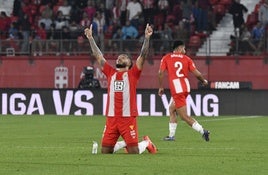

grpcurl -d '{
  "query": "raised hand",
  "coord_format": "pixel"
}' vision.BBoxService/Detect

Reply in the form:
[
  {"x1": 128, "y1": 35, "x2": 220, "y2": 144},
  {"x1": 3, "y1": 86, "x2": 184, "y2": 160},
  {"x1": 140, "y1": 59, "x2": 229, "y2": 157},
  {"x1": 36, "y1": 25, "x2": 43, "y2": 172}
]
[
  {"x1": 84, "y1": 24, "x2": 93, "y2": 39},
  {"x1": 145, "y1": 23, "x2": 153, "y2": 38}
]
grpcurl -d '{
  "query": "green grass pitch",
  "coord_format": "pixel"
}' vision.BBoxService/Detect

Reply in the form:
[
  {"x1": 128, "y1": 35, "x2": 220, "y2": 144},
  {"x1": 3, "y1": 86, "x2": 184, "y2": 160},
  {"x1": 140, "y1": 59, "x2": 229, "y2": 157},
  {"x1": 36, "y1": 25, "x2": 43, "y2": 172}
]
[{"x1": 0, "y1": 115, "x2": 267, "y2": 175}]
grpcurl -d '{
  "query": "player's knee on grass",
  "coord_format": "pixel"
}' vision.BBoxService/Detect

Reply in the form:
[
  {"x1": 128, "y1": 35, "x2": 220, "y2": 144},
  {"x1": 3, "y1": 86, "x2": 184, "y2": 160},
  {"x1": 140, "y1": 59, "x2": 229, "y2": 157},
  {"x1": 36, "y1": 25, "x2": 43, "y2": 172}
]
[
  {"x1": 101, "y1": 146, "x2": 114, "y2": 154},
  {"x1": 126, "y1": 146, "x2": 139, "y2": 154}
]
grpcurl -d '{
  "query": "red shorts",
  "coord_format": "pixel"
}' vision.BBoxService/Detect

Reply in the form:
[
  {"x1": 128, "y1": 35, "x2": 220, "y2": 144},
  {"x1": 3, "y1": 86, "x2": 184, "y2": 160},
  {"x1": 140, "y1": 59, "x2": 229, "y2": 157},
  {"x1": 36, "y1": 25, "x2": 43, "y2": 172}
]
[
  {"x1": 172, "y1": 92, "x2": 189, "y2": 108},
  {"x1": 101, "y1": 116, "x2": 139, "y2": 147}
]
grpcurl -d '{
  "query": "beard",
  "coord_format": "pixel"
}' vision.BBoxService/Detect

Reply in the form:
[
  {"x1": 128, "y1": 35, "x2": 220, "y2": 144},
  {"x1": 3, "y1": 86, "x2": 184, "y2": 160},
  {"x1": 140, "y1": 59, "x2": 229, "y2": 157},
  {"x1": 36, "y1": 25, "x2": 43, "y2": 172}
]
[{"x1": 116, "y1": 63, "x2": 127, "y2": 68}]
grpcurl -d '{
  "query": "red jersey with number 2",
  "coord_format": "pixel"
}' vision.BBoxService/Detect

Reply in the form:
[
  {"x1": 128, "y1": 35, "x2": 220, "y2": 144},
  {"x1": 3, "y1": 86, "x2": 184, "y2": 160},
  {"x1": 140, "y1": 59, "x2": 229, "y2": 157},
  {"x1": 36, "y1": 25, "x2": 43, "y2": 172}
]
[
  {"x1": 160, "y1": 53, "x2": 196, "y2": 96},
  {"x1": 102, "y1": 62, "x2": 141, "y2": 117}
]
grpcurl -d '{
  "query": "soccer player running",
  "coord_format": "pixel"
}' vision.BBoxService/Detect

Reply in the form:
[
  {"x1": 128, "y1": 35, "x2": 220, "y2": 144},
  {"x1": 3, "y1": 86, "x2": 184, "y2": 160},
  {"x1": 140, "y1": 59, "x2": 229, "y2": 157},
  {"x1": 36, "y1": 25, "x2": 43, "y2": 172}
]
[
  {"x1": 158, "y1": 40, "x2": 210, "y2": 141},
  {"x1": 84, "y1": 24, "x2": 157, "y2": 154}
]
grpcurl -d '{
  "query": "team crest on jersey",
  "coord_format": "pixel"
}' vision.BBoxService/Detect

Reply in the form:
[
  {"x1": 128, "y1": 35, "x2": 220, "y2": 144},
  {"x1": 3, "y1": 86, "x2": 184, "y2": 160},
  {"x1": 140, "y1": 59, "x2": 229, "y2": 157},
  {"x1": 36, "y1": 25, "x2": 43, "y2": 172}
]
[
  {"x1": 114, "y1": 80, "x2": 124, "y2": 91},
  {"x1": 129, "y1": 125, "x2": 136, "y2": 138},
  {"x1": 129, "y1": 125, "x2": 134, "y2": 130}
]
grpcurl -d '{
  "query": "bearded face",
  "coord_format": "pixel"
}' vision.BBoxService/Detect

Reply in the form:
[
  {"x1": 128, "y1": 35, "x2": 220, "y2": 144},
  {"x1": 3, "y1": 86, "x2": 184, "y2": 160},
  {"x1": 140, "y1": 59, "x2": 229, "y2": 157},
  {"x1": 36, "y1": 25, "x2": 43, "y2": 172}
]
[
  {"x1": 116, "y1": 54, "x2": 132, "y2": 69},
  {"x1": 116, "y1": 62, "x2": 128, "y2": 68}
]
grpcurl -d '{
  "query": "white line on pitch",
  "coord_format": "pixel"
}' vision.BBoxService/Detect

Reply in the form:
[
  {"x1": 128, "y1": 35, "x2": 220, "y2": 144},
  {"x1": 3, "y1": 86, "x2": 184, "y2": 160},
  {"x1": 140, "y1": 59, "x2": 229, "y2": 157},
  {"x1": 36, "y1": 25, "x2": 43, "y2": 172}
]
[
  {"x1": 15, "y1": 146, "x2": 65, "y2": 149},
  {"x1": 201, "y1": 115, "x2": 265, "y2": 122},
  {"x1": 158, "y1": 147, "x2": 235, "y2": 150}
]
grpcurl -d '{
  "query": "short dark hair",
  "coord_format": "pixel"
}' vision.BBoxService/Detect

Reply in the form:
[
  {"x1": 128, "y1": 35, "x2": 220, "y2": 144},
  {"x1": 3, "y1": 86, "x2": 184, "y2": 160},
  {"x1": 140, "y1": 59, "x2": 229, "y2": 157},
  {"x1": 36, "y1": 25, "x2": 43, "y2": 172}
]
[{"x1": 173, "y1": 40, "x2": 185, "y2": 50}]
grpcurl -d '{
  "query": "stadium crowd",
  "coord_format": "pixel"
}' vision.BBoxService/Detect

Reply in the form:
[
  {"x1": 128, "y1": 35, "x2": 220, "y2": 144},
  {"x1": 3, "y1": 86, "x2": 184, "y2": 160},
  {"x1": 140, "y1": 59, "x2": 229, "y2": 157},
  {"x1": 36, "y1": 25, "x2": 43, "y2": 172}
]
[{"x1": 0, "y1": 0, "x2": 266, "y2": 56}]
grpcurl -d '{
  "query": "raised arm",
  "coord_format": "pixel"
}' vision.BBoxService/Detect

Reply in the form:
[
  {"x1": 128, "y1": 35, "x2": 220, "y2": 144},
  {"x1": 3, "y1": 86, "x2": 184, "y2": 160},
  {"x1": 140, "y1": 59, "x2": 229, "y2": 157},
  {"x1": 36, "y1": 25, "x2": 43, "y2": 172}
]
[
  {"x1": 136, "y1": 23, "x2": 153, "y2": 70},
  {"x1": 84, "y1": 24, "x2": 106, "y2": 68}
]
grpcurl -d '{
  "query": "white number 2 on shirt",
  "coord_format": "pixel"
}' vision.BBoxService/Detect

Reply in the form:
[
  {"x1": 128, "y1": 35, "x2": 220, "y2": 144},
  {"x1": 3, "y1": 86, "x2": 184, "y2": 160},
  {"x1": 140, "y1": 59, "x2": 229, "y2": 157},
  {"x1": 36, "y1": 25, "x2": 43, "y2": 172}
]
[
  {"x1": 175, "y1": 61, "x2": 184, "y2": 77},
  {"x1": 173, "y1": 61, "x2": 185, "y2": 93}
]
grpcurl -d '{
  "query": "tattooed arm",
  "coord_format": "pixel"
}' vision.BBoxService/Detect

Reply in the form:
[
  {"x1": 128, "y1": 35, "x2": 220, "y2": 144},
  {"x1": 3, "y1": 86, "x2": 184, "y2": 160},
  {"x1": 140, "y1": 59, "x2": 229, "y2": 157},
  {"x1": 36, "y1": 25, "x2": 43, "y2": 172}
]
[
  {"x1": 136, "y1": 24, "x2": 153, "y2": 70},
  {"x1": 84, "y1": 24, "x2": 106, "y2": 68}
]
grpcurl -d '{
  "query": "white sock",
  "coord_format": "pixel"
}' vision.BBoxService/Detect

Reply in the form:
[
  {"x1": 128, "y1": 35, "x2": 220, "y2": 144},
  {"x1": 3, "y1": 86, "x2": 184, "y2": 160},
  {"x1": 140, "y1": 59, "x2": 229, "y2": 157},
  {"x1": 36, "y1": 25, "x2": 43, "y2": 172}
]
[
  {"x1": 138, "y1": 140, "x2": 149, "y2": 154},
  {"x1": 169, "y1": 123, "x2": 177, "y2": 137},
  {"x1": 192, "y1": 121, "x2": 204, "y2": 135},
  {"x1": 113, "y1": 140, "x2": 127, "y2": 153}
]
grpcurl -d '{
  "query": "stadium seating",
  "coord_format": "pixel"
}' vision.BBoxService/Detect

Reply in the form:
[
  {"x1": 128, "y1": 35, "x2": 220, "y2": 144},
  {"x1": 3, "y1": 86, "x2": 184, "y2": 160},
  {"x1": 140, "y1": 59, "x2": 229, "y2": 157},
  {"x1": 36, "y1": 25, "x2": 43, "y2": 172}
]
[{"x1": 187, "y1": 35, "x2": 202, "y2": 54}]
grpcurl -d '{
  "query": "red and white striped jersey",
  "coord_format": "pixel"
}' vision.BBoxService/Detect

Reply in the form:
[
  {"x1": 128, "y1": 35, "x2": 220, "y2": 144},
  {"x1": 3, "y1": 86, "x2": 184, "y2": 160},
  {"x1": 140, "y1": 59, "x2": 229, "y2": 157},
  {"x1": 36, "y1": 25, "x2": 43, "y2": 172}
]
[
  {"x1": 159, "y1": 53, "x2": 196, "y2": 95},
  {"x1": 102, "y1": 62, "x2": 141, "y2": 117}
]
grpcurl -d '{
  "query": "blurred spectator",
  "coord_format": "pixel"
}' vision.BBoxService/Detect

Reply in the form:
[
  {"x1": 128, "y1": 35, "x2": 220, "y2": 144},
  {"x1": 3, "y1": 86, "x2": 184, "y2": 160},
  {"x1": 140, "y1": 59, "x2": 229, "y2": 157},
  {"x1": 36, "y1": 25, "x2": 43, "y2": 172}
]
[
  {"x1": 61, "y1": 26, "x2": 71, "y2": 55},
  {"x1": 112, "y1": 0, "x2": 121, "y2": 25},
  {"x1": 38, "y1": 11, "x2": 53, "y2": 30},
  {"x1": 181, "y1": 0, "x2": 193, "y2": 32},
  {"x1": 69, "y1": 20, "x2": 79, "y2": 33},
  {"x1": 119, "y1": 0, "x2": 128, "y2": 26},
  {"x1": 47, "y1": 23, "x2": 60, "y2": 55},
  {"x1": 80, "y1": 11, "x2": 91, "y2": 27},
  {"x1": 12, "y1": 0, "x2": 22, "y2": 16},
  {"x1": 32, "y1": 22, "x2": 47, "y2": 56},
  {"x1": 84, "y1": 0, "x2": 96, "y2": 22},
  {"x1": 251, "y1": 21, "x2": 264, "y2": 55},
  {"x1": 122, "y1": 20, "x2": 139, "y2": 39},
  {"x1": 157, "y1": 0, "x2": 169, "y2": 21},
  {"x1": 0, "y1": 11, "x2": 11, "y2": 38},
  {"x1": 96, "y1": 2, "x2": 106, "y2": 16},
  {"x1": 5, "y1": 22, "x2": 20, "y2": 53},
  {"x1": 127, "y1": 0, "x2": 143, "y2": 30},
  {"x1": 258, "y1": 0, "x2": 268, "y2": 28},
  {"x1": 141, "y1": 0, "x2": 155, "y2": 25},
  {"x1": 207, "y1": 2, "x2": 217, "y2": 31},
  {"x1": 25, "y1": 0, "x2": 38, "y2": 25},
  {"x1": 17, "y1": 13, "x2": 31, "y2": 53},
  {"x1": 40, "y1": 4, "x2": 53, "y2": 19},
  {"x1": 112, "y1": 26, "x2": 123, "y2": 50},
  {"x1": 172, "y1": 23, "x2": 189, "y2": 40},
  {"x1": 237, "y1": 24, "x2": 256, "y2": 54},
  {"x1": 192, "y1": 1, "x2": 201, "y2": 32},
  {"x1": 58, "y1": 0, "x2": 72, "y2": 20},
  {"x1": 69, "y1": 20, "x2": 81, "y2": 53},
  {"x1": 194, "y1": 0, "x2": 210, "y2": 33},
  {"x1": 112, "y1": 27, "x2": 123, "y2": 39},
  {"x1": 122, "y1": 20, "x2": 139, "y2": 51},
  {"x1": 171, "y1": 2, "x2": 182, "y2": 25},
  {"x1": 19, "y1": 1, "x2": 33, "y2": 23},
  {"x1": 8, "y1": 22, "x2": 19, "y2": 39},
  {"x1": 54, "y1": 10, "x2": 69, "y2": 30},
  {"x1": 69, "y1": 1, "x2": 84, "y2": 24},
  {"x1": 92, "y1": 11, "x2": 106, "y2": 49},
  {"x1": 104, "y1": 0, "x2": 115, "y2": 26},
  {"x1": 229, "y1": 0, "x2": 248, "y2": 36},
  {"x1": 159, "y1": 23, "x2": 173, "y2": 52}
]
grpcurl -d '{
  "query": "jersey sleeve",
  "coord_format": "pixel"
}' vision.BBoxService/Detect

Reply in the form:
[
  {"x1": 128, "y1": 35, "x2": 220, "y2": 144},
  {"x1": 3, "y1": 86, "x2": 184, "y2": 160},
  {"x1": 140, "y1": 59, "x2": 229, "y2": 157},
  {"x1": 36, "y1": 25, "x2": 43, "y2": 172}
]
[
  {"x1": 102, "y1": 62, "x2": 114, "y2": 77},
  {"x1": 188, "y1": 57, "x2": 196, "y2": 71},
  {"x1": 131, "y1": 64, "x2": 142, "y2": 79}
]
